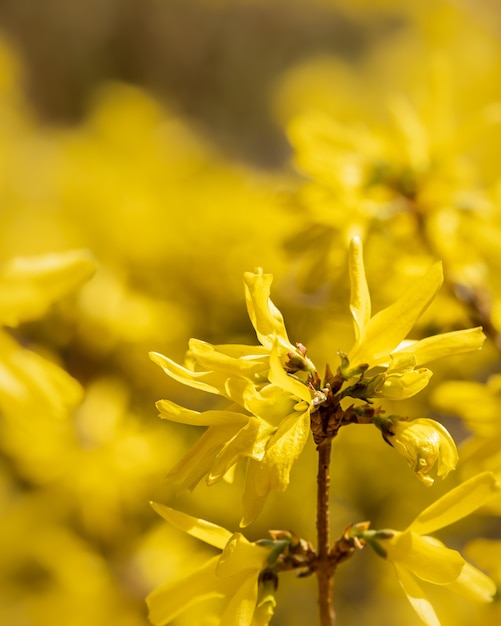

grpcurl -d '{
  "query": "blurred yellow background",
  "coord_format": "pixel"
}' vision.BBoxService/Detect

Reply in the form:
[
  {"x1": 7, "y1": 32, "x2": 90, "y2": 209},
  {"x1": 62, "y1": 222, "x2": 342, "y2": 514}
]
[{"x1": 1, "y1": 1, "x2": 501, "y2": 625}]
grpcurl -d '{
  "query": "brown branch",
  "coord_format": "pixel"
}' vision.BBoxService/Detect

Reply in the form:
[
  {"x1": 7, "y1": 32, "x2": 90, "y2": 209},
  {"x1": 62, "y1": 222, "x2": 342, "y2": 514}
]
[{"x1": 316, "y1": 440, "x2": 335, "y2": 626}]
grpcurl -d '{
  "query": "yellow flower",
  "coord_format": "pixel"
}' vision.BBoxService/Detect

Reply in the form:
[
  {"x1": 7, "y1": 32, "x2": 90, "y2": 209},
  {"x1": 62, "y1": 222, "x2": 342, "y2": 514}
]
[
  {"x1": 0, "y1": 250, "x2": 95, "y2": 421},
  {"x1": 375, "y1": 416, "x2": 458, "y2": 486},
  {"x1": 346, "y1": 236, "x2": 485, "y2": 399},
  {"x1": 146, "y1": 503, "x2": 275, "y2": 626},
  {"x1": 368, "y1": 472, "x2": 500, "y2": 626},
  {"x1": 431, "y1": 374, "x2": 501, "y2": 437},
  {"x1": 150, "y1": 272, "x2": 315, "y2": 526}
]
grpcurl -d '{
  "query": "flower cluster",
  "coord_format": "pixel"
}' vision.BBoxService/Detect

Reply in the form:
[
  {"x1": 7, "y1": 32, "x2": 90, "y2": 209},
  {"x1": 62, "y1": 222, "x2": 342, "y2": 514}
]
[
  {"x1": 151, "y1": 236, "x2": 485, "y2": 522},
  {"x1": 150, "y1": 267, "x2": 316, "y2": 527}
]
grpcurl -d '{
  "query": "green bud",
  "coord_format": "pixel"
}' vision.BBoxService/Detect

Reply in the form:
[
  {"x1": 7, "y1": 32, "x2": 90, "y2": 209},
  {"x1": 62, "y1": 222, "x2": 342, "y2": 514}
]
[{"x1": 338, "y1": 352, "x2": 369, "y2": 380}]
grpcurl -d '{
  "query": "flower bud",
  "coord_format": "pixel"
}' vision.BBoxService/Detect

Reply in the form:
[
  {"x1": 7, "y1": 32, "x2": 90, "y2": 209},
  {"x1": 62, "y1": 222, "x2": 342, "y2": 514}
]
[{"x1": 375, "y1": 417, "x2": 458, "y2": 485}]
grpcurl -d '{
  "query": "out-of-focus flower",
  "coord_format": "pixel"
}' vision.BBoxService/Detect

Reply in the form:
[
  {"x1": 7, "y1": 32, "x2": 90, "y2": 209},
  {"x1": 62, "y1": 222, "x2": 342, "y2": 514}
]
[
  {"x1": 431, "y1": 375, "x2": 501, "y2": 515},
  {"x1": 146, "y1": 503, "x2": 275, "y2": 626},
  {"x1": 360, "y1": 472, "x2": 500, "y2": 626},
  {"x1": 346, "y1": 236, "x2": 485, "y2": 399},
  {"x1": 431, "y1": 374, "x2": 501, "y2": 437},
  {"x1": 0, "y1": 250, "x2": 95, "y2": 422},
  {"x1": 150, "y1": 270, "x2": 316, "y2": 527},
  {"x1": 374, "y1": 416, "x2": 458, "y2": 486}
]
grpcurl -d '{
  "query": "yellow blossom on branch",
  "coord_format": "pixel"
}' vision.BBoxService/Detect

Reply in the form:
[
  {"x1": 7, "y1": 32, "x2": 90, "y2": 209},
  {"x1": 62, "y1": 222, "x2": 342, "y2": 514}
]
[
  {"x1": 374, "y1": 416, "x2": 458, "y2": 486},
  {"x1": 357, "y1": 472, "x2": 500, "y2": 626},
  {"x1": 346, "y1": 236, "x2": 485, "y2": 399},
  {"x1": 146, "y1": 503, "x2": 275, "y2": 626},
  {"x1": 150, "y1": 271, "x2": 316, "y2": 526}
]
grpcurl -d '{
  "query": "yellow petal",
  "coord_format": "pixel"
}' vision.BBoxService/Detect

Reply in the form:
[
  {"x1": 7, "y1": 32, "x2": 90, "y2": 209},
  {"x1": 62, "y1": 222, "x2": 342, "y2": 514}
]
[
  {"x1": 446, "y1": 561, "x2": 497, "y2": 603},
  {"x1": 188, "y1": 338, "x2": 270, "y2": 380},
  {"x1": 348, "y1": 236, "x2": 371, "y2": 343},
  {"x1": 0, "y1": 250, "x2": 95, "y2": 326},
  {"x1": 409, "y1": 472, "x2": 501, "y2": 535},
  {"x1": 166, "y1": 423, "x2": 245, "y2": 491},
  {"x1": 252, "y1": 586, "x2": 277, "y2": 626},
  {"x1": 220, "y1": 573, "x2": 259, "y2": 626},
  {"x1": 393, "y1": 564, "x2": 442, "y2": 626},
  {"x1": 217, "y1": 533, "x2": 268, "y2": 578},
  {"x1": 150, "y1": 502, "x2": 233, "y2": 549},
  {"x1": 240, "y1": 409, "x2": 310, "y2": 526},
  {"x1": 268, "y1": 342, "x2": 312, "y2": 403},
  {"x1": 236, "y1": 381, "x2": 299, "y2": 426},
  {"x1": 208, "y1": 418, "x2": 275, "y2": 483},
  {"x1": 149, "y1": 351, "x2": 227, "y2": 396},
  {"x1": 156, "y1": 399, "x2": 248, "y2": 426},
  {"x1": 240, "y1": 462, "x2": 269, "y2": 528},
  {"x1": 146, "y1": 556, "x2": 226, "y2": 626},
  {"x1": 380, "y1": 368, "x2": 433, "y2": 400},
  {"x1": 261, "y1": 409, "x2": 310, "y2": 493},
  {"x1": 243, "y1": 270, "x2": 292, "y2": 352},
  {"x1": 397, "y1": 327, "x2": 485, "y2": 366},
  {"x1": 386, "y1": 418, "x2": 458, "y2": 485},
  {"x1": 390, "y1": 532, "x2": 464, "y2": 584},
  {"x1": 348, "y1": 261, "x2": 443, "y2": 367},
  {"x1": 0, "y1": 330, "x2": 83, "y2": 419}
]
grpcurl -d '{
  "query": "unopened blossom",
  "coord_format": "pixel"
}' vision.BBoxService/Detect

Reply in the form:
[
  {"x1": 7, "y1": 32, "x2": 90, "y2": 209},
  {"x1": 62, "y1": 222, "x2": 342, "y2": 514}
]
[{"x1": 374, "y1": 416, "x2": 458, "y2": 486}]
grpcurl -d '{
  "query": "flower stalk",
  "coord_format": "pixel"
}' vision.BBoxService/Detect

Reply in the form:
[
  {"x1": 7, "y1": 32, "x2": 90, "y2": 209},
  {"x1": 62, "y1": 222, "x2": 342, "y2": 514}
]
[{"x1": 316, "y1": 439, "x2": 334, "y2": 626}]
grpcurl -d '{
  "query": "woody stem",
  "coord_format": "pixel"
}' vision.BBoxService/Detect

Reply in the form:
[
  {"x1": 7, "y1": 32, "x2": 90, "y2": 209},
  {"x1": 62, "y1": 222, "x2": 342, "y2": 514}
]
[{"x1": 316, "y1": 439, "x2": 335, "y2": 626}]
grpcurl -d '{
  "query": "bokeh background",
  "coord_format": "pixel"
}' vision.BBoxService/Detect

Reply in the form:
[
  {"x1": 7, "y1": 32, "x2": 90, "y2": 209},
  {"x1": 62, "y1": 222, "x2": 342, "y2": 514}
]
[{"x1": 2, "y1": 1, "x2": 501, "y2": 625}]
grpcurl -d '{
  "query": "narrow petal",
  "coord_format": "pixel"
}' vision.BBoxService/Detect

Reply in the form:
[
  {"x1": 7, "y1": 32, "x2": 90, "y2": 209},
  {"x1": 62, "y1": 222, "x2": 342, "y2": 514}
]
[
  {"x1": 252, "y1": 587, "x2": 277, "y2": 626},
  {"x1": 209, "y1": 418, "x2": 276, "y2": 483},
  {"x1": 268, "y1": 341, "x2": 312, "y2": 403},
  {"x1": 390, "y1": 532, "x2": 464, "y2": 584},
  {"x1": 166, "y1": 423, "x2": 245, "y2": 491},
  {"x1": 393, "y1": 564, "x2": 442, "y2": 626},
  {"x1": 409, "y1": 472, "x2": 501, "y2": 535},
  {"x1": 150, "y1": 502, "x2": 233, "y2": 549},
  {"x1": 348, "y1": 236, "x2": 371, "y2": 343},
  {"x1": 146, "y1": 556, "x2": 225, "y2": 625},
  {"x1": 348, "y1": 261, "x2": 443, "y2": 367},
  {"x1": 0, "y1": 250, "x2": 95, "y2": 327},
  {"x1": 0, "y1": 331, "x2": 83, "y2": 418},
  {"x1": 240, "y1": 409, "x2": 310, "y2": 526},
  {"x1": 237, "y1": 381, "x2": 299, "y2": 426},
  {"x1": 217, "y1": 533, "x2": 268, "y2": 577},
  {"x1": 446, "y1": 561, "x2": 497, "y2": 603},
  {"x1": 149, "y1": 351, "x2": 227, "y2": 396},
  {"x1": 262, "y1": 409, "x2": 311, "y2": 493},
  {"x1": 188, "y1": 338, "x2": 269, "y2": 379},
  {"x1": 398, "y1": 327, "x2": 485, "y2": 366},
  {"x1": 241, "y1": 461, "x2": 269, "y2": 528},
  {"x1": 380, "y1": 369, "x2": 433, "y2": 400},
  {"x1": 220, "y1": 573, "x2": 259, "y2": 626},
  {"x1": 156, "y1": 399, "x2": 248, "y2": 426},
  {"x1": 243, "y1": 270, "x2": 292, "y2": 352}
]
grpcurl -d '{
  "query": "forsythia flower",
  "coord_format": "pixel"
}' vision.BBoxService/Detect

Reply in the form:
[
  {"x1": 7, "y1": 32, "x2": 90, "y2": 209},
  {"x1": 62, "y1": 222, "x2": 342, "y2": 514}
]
[
  {"x1": 347, "y1": 237, "x2": 485, "y2": 400},
  {"x1": 374, "y1": 416, "x2": 458, "y2": 486},
  {"x1": 370, "y1": 472, "x2": 500, "y2": 626},
  {"x1": 0, "y1": 250, "x2": 95, "y2": 420},
  {"x1": 146, "y1": 503, "x2": 276, "y2": 626},
  {"x1": 150, "y1": 270, "x2": 315, "y2": 526},
  {"x1": 431, "y1": 374, "x2": 501, "y2": 437}
]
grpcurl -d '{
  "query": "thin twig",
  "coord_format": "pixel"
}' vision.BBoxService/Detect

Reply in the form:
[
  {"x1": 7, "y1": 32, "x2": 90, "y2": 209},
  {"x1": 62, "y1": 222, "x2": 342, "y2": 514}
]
[{"x1": 316, "y1": 440, "x2": 334, "y2": 626}]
